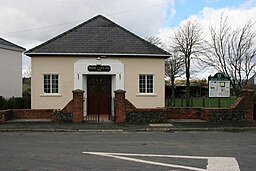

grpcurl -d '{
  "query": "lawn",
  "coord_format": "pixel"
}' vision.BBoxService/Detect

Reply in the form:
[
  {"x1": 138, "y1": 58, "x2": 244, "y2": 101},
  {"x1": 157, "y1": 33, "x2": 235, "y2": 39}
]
[{"x1": 165, "y1": 97, "x2": 237, "y2": 108}]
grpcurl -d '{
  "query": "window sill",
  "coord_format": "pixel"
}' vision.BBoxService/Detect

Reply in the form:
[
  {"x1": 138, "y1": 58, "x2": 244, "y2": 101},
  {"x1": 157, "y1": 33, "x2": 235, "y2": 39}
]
[
  {"x1": 136, "y1": 93, "x2": 157, "y2": 97},
  {"x1": 40, "y1": 93, "x2": 62, "y2": 97}
]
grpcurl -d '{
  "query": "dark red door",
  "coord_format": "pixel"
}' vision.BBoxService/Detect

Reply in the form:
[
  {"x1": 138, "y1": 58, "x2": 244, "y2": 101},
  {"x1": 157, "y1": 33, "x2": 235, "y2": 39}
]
[{"x1": 87, "y1": 75, "x2": 111, "y2": 116}]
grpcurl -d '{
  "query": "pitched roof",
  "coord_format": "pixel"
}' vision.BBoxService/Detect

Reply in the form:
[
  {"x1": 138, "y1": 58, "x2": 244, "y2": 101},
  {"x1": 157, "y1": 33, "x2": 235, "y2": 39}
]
[
  {"x1": 0, "y1": 38, "x2": 25, "y2": 52},
  {"x1": 25, "y1": 15, "x2": 169, "y2": 57}
]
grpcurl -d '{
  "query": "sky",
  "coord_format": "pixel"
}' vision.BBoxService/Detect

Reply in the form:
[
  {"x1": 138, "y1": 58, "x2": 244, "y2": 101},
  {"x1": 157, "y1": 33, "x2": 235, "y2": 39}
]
[{"x1": 0, "y1": 0, "x2": 255, "y2": 78}]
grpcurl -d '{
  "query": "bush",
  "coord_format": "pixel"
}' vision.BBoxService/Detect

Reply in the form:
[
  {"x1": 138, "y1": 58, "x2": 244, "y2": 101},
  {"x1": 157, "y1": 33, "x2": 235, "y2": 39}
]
[
  {"x1": 0, "y1": 96, "x2": 31, "y2": 110},
  {"x1": 53, "y1": 111, "x2": 72, "y2": 123}
]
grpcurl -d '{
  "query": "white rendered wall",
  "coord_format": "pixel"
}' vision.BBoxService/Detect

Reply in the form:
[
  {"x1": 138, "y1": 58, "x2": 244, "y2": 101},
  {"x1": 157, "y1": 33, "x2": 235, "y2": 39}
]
[{"x1": 0, "y1": 48, "x2": 22, "y2": 98}]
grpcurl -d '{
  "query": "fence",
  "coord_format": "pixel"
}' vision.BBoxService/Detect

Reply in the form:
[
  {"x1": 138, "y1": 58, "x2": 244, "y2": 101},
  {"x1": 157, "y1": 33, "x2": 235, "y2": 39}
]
[
  {"x1": 0, "y1": 96, "x2": 31, "y2": 110},
  {"x1": 165, "y1": 96, "x2": 236, "y2": 108}
]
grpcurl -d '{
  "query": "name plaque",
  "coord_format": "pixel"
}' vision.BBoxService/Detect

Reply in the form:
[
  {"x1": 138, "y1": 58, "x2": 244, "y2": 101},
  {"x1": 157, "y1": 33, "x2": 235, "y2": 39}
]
[{"x1": 88, "y1": 65, "x2": 111, "y2": 72}]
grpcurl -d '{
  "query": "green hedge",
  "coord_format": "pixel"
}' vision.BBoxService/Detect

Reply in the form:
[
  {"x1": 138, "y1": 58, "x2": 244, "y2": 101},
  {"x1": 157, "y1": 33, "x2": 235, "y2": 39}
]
[{"x1": 0, "y1": 97, "x2": 31, "y2": 110}]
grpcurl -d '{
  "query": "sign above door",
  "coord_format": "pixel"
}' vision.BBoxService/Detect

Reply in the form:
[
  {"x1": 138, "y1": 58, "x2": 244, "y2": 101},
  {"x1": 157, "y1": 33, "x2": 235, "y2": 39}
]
[{"x1": 88, "y1": 65, "x2": 111, "y2": 72}]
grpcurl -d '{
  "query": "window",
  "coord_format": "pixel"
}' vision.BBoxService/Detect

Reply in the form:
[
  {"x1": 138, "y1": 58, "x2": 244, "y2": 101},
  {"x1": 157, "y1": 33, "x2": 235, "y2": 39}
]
[
  {"x1": 139, "y1": 74, "x2": 153, "y2": 93},
  {"x1": 44, "y1": 74, "x2": 59, "y2": 93}
]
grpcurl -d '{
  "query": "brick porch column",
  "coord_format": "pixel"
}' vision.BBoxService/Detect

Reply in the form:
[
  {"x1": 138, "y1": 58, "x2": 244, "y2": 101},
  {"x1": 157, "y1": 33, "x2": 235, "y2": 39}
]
[
  {"x1": 72, "y1": 89, "x2": 84, "y2": 123},
  {"x1": 240, "y1": 89, "x2": 254, "y2": 122},
  {"x1": 114, "y1": 89, "x2": 126, "y2": 123}
]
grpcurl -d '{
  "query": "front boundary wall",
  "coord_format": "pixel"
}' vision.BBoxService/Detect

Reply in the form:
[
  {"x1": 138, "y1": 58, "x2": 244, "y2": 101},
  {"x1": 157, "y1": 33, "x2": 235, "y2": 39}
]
[
  {"x1": 0, "y1": 109, "x2": 54, "y2": 123},
  {"x1": 114, "y1": 89, "x2": 254, "y2": 123},
  {"x1": 1, "y1": 89, "x2": 254, "y2": 123}
]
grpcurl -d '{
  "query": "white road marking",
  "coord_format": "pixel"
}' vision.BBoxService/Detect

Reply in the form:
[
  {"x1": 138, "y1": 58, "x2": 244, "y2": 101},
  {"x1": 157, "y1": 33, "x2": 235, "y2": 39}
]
[{"x1": 83, "y1": 152, "x2": 240, "y2": 171}]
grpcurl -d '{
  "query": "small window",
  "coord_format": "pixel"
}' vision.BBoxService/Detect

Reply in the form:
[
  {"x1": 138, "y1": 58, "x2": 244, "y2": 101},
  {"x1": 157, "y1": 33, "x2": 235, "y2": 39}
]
[
  {"x1": 139, "y1": 74, "x2": 153, "y2": 93},
  {"x1": 43, "y1": 74, "x2": 59, "y2": 94}
]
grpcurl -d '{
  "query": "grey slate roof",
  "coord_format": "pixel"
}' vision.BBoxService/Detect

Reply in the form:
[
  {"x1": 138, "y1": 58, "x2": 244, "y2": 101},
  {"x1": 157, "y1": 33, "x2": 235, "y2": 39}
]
[
  {"x1": 25, "y1": 15, "x2": 169, "y2": 57},
  {"x1": 0, "y1": 38, "x2": 25, "y2": 52}
]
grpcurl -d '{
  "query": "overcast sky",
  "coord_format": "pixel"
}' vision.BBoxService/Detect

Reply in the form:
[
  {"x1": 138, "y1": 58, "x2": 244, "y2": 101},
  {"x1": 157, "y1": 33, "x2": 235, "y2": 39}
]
[{"x1": 0, "y1": 0, "x2": 255, "y2": 78}]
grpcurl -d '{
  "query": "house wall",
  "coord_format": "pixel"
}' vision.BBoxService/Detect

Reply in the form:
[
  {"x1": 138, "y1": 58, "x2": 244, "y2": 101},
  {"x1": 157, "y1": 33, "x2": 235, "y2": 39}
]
[
  {"x1": 120, "y1": 57, "x2": 165, "y2": 108},
  {"x1": 0, "y1": 48, "x2": 22, "y2": 98},
  {"x1": 31, "y1": 57, "x2": 76, "y2": 109},
  {"x1": 31, "y1": 56, "x2": 165, "y2": 109}
]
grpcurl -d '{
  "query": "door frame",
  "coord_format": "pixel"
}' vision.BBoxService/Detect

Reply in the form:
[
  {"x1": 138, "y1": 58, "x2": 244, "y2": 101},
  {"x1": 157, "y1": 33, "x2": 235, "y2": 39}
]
[
  {"x1": 74, "y1": 58, "x2": 124, "y2": 117},
  {"x1": 86, "y1": 75, "x2": 112, "y2": 116}
]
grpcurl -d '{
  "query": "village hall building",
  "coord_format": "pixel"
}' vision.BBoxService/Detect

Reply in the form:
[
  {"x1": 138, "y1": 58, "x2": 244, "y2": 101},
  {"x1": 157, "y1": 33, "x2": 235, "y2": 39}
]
[{"x1": 25, "y1": 15, "x2": 170, "y2": 119}]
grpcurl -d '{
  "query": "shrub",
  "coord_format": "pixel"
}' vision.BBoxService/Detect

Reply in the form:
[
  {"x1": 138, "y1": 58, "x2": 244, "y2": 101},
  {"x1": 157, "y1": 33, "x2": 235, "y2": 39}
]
[
  {"x1": 0, "y1": 96, "x2": 30, "y2": 110},
  {"x1": 53, "y1": 111, "x2": 72, "y2": 123}
]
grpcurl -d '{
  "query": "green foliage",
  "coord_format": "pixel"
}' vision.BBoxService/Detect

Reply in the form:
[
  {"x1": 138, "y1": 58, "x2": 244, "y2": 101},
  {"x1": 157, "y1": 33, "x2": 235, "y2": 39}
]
[
  {"x1": 53, "y1": 111, "x2": 72, "y2": 123},
  {"x1": 166, "y1": 97, "x2": 236, "y2": 108},
  {"x1": 22, "y1": 77, "x2": 31, "y2": 97},
  {"x1": 0, "y1": 97, "x2": 31, "y2": 110}
]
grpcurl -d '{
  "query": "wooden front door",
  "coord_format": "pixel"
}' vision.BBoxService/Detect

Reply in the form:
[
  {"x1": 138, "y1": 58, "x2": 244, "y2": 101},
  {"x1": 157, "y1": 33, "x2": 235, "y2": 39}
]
[{"x1": 87, "y1": 75, "x2": 112, "y2": 116}]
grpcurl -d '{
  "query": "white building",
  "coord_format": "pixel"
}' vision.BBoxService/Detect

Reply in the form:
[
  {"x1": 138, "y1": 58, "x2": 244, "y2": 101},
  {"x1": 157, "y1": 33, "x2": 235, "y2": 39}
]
[
  {"x1": 25, "y1": 15, "x2": 170, "y2": 120},
  {"x1": 0, "y1": 38, "x2": 25, "y2": 98}
]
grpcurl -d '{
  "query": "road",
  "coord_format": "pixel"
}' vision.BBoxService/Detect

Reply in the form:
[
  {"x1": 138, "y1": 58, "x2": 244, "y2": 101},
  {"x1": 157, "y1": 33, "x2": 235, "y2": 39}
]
[{"x1": 0, "y1": 131, "x2": 255, "y2": 171}]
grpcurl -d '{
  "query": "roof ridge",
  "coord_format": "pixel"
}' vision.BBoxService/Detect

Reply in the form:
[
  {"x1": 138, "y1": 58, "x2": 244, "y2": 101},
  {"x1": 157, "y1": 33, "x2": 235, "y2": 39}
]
[
  {"x1": 25, "y1": 14, "x2": 169, "y2": 56},
  {"x1": 98, "y1": 15, "x2": 170, "y2": 56}
]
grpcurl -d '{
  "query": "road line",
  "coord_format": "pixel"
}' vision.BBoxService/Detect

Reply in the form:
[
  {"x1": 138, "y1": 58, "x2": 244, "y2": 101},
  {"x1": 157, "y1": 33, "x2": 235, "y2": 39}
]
[
  {"x1": 83, "y1": 152, "x2": 206, "y2": 171},
  {"x1": 82, "y1": 152, "x2": 240, "y2": 171}
]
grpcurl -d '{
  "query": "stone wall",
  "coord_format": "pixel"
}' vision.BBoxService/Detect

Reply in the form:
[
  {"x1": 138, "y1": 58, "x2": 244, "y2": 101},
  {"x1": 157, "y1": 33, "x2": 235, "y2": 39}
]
[
  {"x1": 114, "y1": 89, "x2": 254, "y2": 123},
  {"x1": 126, "y1": 109, "x2": 165, "y2": 124},
  {"x1": 0, "y1": 110, "x2": 13, "y2": 122}
]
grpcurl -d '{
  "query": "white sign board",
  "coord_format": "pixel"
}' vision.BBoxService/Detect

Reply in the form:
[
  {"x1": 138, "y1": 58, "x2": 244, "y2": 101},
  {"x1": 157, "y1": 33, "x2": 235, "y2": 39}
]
[{"x1": 209, "y1": 80, "x2": 230, "y2": 98}]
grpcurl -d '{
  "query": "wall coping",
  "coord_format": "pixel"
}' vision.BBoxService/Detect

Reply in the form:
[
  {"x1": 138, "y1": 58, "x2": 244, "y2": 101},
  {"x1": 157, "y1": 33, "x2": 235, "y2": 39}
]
[{"x1": 114, "y1": 89, "x2": 126, "y2": 94}]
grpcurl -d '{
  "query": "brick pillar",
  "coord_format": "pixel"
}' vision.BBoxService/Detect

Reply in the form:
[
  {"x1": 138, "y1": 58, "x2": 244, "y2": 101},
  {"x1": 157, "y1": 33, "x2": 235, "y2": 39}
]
[
  {"x1": 72, "y1": 89, "x2": 84, "y2": 123},
  {"x1": 114, "y1": 89, "x2": 126, "y2": 123},
  {"x1": 240, "y1": 89, "x2": 254, "y2": 122}
]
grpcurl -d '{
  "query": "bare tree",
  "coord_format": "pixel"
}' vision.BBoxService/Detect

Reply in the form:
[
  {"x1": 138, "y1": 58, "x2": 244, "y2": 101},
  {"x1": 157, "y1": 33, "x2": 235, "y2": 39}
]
[
  {"x1": 147, "y1": 36, "x2": 164, "y2": 48},
  {"x1": 172, "y1": 20, "x2": 204, "y2": 106},
  {"x1": 165, "y1": 52, "x2": 184, "y2": 105},
  {"x1": 147, "y1": 36, "x2": 184, "y2": 105},
  {"x1": 206, "y1": 15, "x2": 256, "y2": 96}
]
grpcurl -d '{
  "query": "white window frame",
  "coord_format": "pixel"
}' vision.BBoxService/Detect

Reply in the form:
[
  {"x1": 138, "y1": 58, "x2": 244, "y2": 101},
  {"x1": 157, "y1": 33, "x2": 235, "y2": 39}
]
[
  {"x1": 43, "y1": 74, "x2": 59, "y2": 94},
  {"x1": 138, "y1": 74, "x2": 154, "y2": 94}
]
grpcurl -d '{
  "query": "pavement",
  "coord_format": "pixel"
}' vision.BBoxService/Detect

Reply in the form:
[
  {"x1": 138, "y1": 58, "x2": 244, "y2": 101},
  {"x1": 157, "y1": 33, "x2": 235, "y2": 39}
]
[{"x1": 0, "y1": 119, "x2": 256, "y2": 132}]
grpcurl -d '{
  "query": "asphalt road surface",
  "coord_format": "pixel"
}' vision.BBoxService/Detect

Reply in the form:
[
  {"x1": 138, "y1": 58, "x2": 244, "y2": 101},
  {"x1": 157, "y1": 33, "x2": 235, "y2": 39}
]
[{"x1": 0, "y1": 131, "x2": 255, "y2": 171}]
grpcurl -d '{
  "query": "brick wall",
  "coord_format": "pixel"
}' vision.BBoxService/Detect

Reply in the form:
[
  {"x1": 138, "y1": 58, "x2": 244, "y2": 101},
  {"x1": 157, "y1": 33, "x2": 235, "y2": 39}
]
[
  {"x1": 0, "y1": 109, "x2": 54, "y2": 123},
  {"x1": 12, "y1": 109, "x2": 54, "y2": 119},
  {"x1": 114, "y1": 89, "x2": 254, "y2": 123},
  {"x1": 114, "y1": 90, "x2": 127, "y2": 122},
  {"x1": 61, "y1": 89, "x2": 84, "y2": 123},
  {"x1": 166, "y1": 107, "x2": 201, "y2": 119}
]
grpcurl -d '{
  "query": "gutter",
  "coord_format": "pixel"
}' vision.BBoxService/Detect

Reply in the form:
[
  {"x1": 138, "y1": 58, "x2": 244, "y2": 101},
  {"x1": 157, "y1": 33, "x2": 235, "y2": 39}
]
[{"x1": 25, "y1": 52, "x2": 170, "y2": 58}]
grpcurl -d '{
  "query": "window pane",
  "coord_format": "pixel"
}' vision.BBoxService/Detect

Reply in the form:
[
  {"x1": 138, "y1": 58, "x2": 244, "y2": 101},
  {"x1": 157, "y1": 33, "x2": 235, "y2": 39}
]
[
  {"x1": 147, "y1": 75, "x2": 153, "y2": 93},
  {"x1": 139, "y1": 75, "x2": 146, "y2": 93},
  {"x1": 44, "y1": 75, "x2": 51, "y2": 93},
  {"x1": 51, "y1": 74, "x2": 59, "y2": 93},
  {"x1": 43, "y1": 74, "x2": 59, "y2": 93}
]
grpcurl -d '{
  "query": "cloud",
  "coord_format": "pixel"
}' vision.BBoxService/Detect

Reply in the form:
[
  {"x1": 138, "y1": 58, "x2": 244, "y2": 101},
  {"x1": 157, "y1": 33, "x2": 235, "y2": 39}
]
[
  {"x1": 159, "y1": 2, "x2": 256, "y2": 43},
  {"x1": 158, "y1": 4, "x2": 256, "y2": 79},
  {"x1": 0, "y1": 0, "x2": 171, "y2": 49}
]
